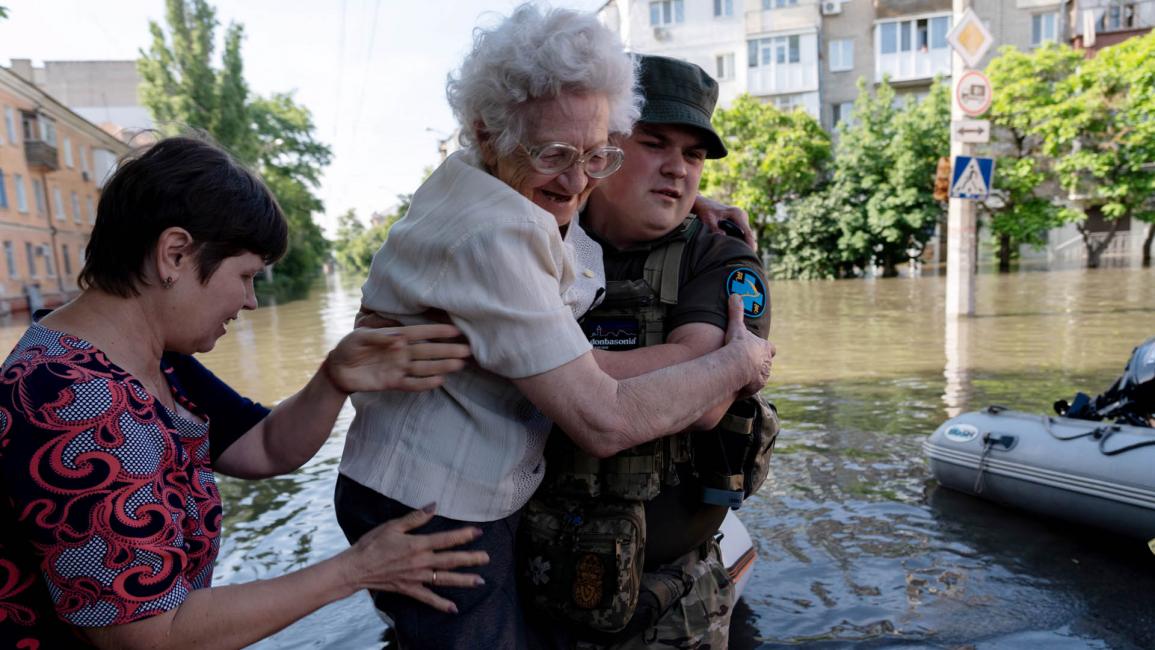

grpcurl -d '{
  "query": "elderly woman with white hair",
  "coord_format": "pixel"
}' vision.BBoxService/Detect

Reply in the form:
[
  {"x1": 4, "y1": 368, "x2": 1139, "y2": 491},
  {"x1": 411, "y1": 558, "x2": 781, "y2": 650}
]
[{"x1": 335, "y1": 5, "x2": 774, "y2": 647}]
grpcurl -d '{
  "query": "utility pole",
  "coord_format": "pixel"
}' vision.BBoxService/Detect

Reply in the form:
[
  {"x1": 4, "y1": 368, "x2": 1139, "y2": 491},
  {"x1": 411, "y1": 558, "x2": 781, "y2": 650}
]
[{"x1": 945, "y1": 0, "x2": 977, "y2": 318}]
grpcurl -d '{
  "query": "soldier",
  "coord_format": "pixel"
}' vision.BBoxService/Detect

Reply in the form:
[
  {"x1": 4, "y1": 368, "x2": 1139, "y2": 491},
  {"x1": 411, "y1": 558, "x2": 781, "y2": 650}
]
[{"x1": 521, "y1": 55, "x2": 776, "y2": 649}]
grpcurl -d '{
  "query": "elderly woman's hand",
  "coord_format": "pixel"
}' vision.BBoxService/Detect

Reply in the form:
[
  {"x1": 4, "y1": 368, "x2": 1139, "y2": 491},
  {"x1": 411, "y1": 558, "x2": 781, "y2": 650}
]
[
  {"x1": 323, "y1": 324, "x2": 471, "y2": 393},
  {"x1": 694, "y1": 194, "x2": 758, "y2": 251},
  {"x1": 339, "y1": 507, "x2": 490, "y2": 614}
]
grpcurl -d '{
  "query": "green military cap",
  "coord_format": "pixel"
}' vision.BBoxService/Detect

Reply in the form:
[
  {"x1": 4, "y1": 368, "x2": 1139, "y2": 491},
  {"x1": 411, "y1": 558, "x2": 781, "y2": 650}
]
[{"x1": 635, "y1": 54, "x2": 727, "y2": 159}]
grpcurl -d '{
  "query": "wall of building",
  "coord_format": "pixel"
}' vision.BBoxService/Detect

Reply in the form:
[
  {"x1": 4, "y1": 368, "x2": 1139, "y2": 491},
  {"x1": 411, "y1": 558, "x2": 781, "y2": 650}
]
[
  {"x1": 8, "y1": 59, "x2": 153, "y2": 141},
  {"x1": 0, "y1": 68, "x2": 128, "y2": 315}
]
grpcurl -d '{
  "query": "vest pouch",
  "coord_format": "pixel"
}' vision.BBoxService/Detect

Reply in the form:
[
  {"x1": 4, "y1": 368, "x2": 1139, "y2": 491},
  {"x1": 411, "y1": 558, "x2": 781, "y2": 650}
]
[
  {"x1": 600, "y1": 440, "x2": 663, "y2": 500},
  {"x1": 742, "y1": 396, "x2": 780, "y2": 498},
  {"x1": 519, "y1": 495, "x2": 646, "y2": 634},
  {"x1": 542, "y1": 428, "x2": 603, "y2": 498},
  {"x1": 693, "y1": 399, "x2": 758, "y2": 508}
]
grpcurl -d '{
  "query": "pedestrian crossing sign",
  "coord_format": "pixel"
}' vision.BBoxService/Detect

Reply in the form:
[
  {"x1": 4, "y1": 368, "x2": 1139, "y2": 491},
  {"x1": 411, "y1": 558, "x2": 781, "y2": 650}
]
[{"x1": 949, "y1": 155, "x2": 995, "y2": 200}]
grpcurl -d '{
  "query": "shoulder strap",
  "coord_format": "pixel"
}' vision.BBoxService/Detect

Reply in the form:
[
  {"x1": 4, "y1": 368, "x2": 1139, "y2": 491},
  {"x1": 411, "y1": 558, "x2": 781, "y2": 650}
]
[{"x1": 642, "y1": 217, "x2": 699, "y2": 306}]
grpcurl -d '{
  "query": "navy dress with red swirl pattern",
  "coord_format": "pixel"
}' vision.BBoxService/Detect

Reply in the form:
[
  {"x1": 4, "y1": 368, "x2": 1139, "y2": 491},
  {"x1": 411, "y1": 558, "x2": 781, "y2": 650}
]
[{"x1": 0, "y1": 323, "x2": 268, "y2": 648}]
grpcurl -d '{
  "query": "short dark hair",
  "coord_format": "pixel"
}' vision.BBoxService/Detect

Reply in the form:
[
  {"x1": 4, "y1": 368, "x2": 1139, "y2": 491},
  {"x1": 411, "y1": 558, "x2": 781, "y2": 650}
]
[{"x1": 79, "y1": 135, "x2": 288, "y2": 297}]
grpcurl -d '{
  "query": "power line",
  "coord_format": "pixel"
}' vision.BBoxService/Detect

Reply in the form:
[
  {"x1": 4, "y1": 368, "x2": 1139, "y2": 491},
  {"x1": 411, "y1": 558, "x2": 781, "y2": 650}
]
[{"x1": 349, "y1": 0, "x2": 382, "y2": 143}]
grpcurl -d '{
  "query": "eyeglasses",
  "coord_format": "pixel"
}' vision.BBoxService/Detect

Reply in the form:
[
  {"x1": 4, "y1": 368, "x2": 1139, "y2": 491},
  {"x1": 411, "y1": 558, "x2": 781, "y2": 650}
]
[{"x1": 519, "y1": 142, "x2": 625, "y2": 179}]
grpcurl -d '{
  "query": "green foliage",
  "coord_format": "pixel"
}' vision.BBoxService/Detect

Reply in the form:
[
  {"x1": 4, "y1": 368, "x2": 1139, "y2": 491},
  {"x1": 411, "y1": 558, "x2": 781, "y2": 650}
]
[
  {"x1": 770, "y1": 187, "x2": 850, "y2": 280},
  {"x1": 984, "y1": 44, "x2": 1084, "y2": 269},
  {"x1": 138, "y1": 0, "x2": 333, "y2": 301},
  {"x1": 1031, "y1": 34, "x2": 1155, "y2": 266},
  {"x1": 332, "y1": 199, "x2": 409, "y2": 277},
  {"x1": 0, "y1": 6, "x2": 8, "y2": 19},
  {"x1": 701, "y1": 95, "x2": 831, "y2": 251},
  {"x1": 811, "y1": 78, "x2": 950, "y2": 277}
]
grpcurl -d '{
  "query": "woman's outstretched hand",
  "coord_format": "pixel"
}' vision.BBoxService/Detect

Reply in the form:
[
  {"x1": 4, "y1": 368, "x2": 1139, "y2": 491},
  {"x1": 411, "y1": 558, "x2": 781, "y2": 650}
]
[
  {"x1": 323, "y1": 324, "x2": 471, "y2": 393},
  {"x1": 339, "y1": 507, "x2": 490, "y2": 614}
]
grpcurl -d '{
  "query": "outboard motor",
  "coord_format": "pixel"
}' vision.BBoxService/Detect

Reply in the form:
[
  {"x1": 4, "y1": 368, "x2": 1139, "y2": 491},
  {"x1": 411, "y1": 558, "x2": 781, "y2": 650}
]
[{"x1": 1055, "y1": 336, "x2": 1155, "y2": 428}]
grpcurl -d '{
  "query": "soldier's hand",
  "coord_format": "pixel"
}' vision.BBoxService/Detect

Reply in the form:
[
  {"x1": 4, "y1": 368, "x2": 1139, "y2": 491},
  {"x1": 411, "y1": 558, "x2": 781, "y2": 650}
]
[{"x1": 723, "y1": 295, "x2": 775, "y2": 397}]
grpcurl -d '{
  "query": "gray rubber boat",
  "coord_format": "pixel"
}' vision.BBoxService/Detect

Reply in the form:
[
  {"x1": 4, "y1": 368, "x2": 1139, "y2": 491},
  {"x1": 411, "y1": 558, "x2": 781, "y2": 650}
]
[{"x1": 924, "y1": 406, "x2": 1155, "y2": 540}]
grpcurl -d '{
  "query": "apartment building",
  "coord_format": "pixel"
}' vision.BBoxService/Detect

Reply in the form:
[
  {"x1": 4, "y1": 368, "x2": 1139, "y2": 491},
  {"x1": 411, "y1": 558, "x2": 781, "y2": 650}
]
[
  {"x1": 0, "y1": 66, "x2": 128, "y2": 315},
  {"x1": 599, "y1": 0, "x2": 1147, "y2": 131},
  {"x1": 8, "y1": 59, "x2": 153, "y2": 143}
]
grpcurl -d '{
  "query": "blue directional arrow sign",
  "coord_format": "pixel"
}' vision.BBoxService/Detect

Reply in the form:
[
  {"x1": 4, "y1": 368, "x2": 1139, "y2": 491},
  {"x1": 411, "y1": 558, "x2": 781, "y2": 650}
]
[{"x1": 949, "y1": 155, "x2": 995, "y2": 200}]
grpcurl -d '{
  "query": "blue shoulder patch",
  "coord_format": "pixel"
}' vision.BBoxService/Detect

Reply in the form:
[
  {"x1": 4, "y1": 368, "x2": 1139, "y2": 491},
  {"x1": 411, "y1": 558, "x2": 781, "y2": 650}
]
[{"x1": 726, "y1": 267, "x2": 766, "y2": 318}]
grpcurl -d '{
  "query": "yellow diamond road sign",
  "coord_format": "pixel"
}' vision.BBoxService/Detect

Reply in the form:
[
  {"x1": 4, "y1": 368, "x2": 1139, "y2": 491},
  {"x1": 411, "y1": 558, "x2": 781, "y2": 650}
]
[{"x1": 947, "y1": 8, "x2": 994, "y2": 68}]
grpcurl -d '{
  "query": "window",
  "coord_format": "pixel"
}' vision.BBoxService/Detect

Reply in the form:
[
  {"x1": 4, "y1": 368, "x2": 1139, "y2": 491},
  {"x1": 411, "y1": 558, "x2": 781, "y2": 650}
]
[
  {"x1": 63, "y1": 136, "x2": 74, "y2": 168},
  {"x1": 772, "y1": 93, "x2": 806, "y2": 112},
  {"x1": 3, "y1": 107, "x2": 14, "y2": 145},
  {"x1": 32, "y1": 179, "x2": 45, "y2": 214},
  {"x1": 880, "y1": 22, "x2": 898, "y2": 54},
  {"x1": 714, "y1": 0, "x2": 733, "y2": 17},
  {"x1": 1100, "y1": 3, "x2": 1137, "y2": 31},
  {"x1": 832, "y1": 101, "x2": 854, "y2": 126},
  {"x1": 86, "y1": 196, "x2": 96, "y2": 224},
  {"x1": 38, "y1": 118, "x2": 56, "y2": 146},
  {"x1": 749, "y1": 35, "x2": 803, "y2": 68},
  {"x1": 878, "y1": 17, "x2": 951, "y2": 57},
  {"x1": 763, "y1": 0, "x2": 798, "y2": 8},
  {"x1": 3, "y1": 242, "x2": 14, "y2": 278},
  {"x1": 715, "y1": 53, "x2": 735, "y2": 80},
  {"x1": 14, "y1": 175, "x2": 27, "y2": 213},
  {"x1": 71, "y1": 191, "x2": 81, "y2": 223},
  {"x1": 53, "y1": 187, "x2": 64, "y2": 221},
  {"x1": 43, "y1": 246, "x2": 54, "y2": 277},
  {"x1": 80, "y1": 144, "x2": 90, "y2": 176},
  {"x1": 931, "y1": 16, "x2": 949, "y2": 49},
  {"x1": 829, "y1": 38, "x2": 854, "y2": 71},
  {"x1": 1032, "y1": 13, "x2": 1057, "y2": 45},
  {"x1": 0, "y1": 170, "x2": 7, "y2": 209},
  {"x1": 62, "y1": 244, "x2": 71, "y2": 276},
  {"x1": 25, "y1": 242, "x2": 36, "y2": 277},
  {"x1": 650, "y1": 0, "x2": 684, "y2": 26}
]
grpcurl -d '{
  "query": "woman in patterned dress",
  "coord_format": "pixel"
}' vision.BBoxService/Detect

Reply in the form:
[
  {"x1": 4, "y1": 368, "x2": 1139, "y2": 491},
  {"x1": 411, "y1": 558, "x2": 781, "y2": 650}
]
[{"x1": 0, "y1": 136, "x2": 487, "y2": 649}]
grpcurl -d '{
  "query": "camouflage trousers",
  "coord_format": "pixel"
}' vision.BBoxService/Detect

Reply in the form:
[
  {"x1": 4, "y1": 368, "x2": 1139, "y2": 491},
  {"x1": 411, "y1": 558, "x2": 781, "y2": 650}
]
[{"x1": 576, "y1": 542, "x2": 736, "y2": 650}]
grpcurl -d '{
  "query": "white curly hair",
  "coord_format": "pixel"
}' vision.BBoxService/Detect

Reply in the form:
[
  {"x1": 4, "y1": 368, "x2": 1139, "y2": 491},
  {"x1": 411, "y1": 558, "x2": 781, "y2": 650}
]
[{"x1": 446, "y1": 3, "x2": 642, "y2": 157}]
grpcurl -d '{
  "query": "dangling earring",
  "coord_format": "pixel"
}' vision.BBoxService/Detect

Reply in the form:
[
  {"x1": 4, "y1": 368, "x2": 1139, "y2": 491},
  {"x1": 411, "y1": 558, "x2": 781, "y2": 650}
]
[{"x1": 162, "y1": 276, "x2": 175, "y2": 289}]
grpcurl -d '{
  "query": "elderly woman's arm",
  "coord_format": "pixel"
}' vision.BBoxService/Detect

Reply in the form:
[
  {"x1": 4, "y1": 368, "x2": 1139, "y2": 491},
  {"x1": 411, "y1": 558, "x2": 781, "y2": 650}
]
[
  {"x1": 214, "y1": 323, "x2": 469, "y2": 479},
  {"x1": 514, "y1": 296, "x2": 772, "y2": 458},
  {"x1": 81, "y1": 509, "x2": 488, "y2": 650}
]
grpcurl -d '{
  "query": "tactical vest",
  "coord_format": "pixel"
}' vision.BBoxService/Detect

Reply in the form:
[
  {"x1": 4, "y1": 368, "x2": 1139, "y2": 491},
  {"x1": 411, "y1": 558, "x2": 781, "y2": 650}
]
[
  {"x1": 519, "y1": 218, "x2": 779, "y2": 636},
  {"x1": 544, "y1": 217, "x2": 754, "y2": 507}
]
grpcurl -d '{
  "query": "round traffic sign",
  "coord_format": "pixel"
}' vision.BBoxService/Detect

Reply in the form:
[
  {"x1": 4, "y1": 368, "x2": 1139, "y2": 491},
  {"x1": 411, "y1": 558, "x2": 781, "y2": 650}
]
[{"x1": 955, "y1": 70, "x2": 992, "y2": 117}]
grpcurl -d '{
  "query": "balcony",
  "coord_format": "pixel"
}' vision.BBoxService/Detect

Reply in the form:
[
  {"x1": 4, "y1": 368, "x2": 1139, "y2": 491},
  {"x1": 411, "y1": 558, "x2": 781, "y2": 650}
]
[
  {"x1": 746, "y1": 1, "x2": 820, "y2": 35},
  {"x1": 874, "y1": 0, "x2": 951, "y2": 19},
  {"x1": 24, "y1": 141, "x2": 59, "y2": 172}
]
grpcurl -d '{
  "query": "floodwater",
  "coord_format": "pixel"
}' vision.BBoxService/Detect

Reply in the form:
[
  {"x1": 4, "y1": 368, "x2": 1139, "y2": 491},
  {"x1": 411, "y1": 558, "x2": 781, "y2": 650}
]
[{"x1": 4, "y1": 265, "x2": 1151, "y2": 648}]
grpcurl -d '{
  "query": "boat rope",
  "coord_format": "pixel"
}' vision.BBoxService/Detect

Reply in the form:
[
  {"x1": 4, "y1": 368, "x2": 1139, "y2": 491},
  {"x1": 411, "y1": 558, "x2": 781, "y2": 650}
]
[
  {"x1": 1040, "y1": 417, "x2": 1155, "y2": 455},
  {"x1": 1098, "y1": 428, "x2": 1155, "y2": 456},
  {"x1": 973, "y1": 435, "x2": 995, "y2": 494}
]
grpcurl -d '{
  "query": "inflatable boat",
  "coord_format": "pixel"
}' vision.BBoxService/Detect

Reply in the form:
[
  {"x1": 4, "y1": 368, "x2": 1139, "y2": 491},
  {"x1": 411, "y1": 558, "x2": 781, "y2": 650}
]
[
  {"x1": 925, "y1": 336, "x2": 1155, "y2": 540},
  {"x1": 719, "y1": 510, "x2": 756, "y2": 596},
  {"x1": 924, "y1": 407, "x2": 1155, "y2": 539}
]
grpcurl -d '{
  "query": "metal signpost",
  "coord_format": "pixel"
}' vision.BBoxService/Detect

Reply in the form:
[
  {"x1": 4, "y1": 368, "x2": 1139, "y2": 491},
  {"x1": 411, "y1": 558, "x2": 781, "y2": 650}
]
[{"x1": 945, "y1": 0, "x2": 994, "y2": 318}]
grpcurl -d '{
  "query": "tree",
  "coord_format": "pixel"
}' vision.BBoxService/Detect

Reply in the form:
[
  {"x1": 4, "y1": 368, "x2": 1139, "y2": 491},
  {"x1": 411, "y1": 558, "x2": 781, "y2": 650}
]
[
  {"x1": 1036, "y1": 33, "x2": 1155, "y2": 268},
  {"x1": 332, "y1": 199, "x2": 409, "y2": 276},
  {"x1": 984, "y1": 44, "x2": 1084, "y2": 271},
  {"x1": 138, "y1": 0, "x2": 334, "y2": 299},
  {"x1": 825, "y1": 78, "x2": 951, "y2": 277},
  {"x1": 771, "y1": 186, "x2": 850, "y2": 279},
  {"x1": 701, "y1": 95, "x2": 831, "y2": 251}
]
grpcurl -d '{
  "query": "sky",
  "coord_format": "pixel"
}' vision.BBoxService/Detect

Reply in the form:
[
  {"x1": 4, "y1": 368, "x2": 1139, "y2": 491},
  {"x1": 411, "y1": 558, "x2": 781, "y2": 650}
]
[{"x1": 0, "y1": 0, "x2": 607, "y2": 235}]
